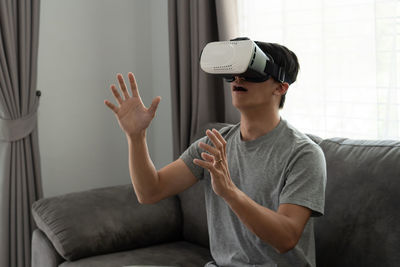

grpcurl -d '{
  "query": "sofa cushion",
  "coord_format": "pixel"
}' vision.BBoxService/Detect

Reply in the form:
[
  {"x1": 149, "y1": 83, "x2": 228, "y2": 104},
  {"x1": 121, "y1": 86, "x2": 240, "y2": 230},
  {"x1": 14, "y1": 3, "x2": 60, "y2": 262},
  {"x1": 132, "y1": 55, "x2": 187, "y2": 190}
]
[
  {"x1": 58, "y1": 241, "x2": 212, "y2": 267},
  {"x1": 32, "y1": 184, "x2": 182, "y2": 261},
  {"x1": 315, "y1": 138, "x2": 400, "y2": 267},
  {"x1": 306, "y1": 133, "x2": 323, "y2": 145},
  {"x1": 177, "y1": 180, "x2": 209, "y2": 248}
]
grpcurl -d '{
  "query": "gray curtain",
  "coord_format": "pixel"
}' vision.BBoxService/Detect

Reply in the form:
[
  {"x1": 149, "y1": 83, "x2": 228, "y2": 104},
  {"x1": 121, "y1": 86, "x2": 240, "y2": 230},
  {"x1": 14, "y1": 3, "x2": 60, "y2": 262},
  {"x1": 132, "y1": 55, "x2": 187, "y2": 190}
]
[
  {"x1": 0, "y1": 1, "x2": 43, "y2": 267},
  {"x1": 168, "y1": 0, "x2": 240, "y2": 159}
]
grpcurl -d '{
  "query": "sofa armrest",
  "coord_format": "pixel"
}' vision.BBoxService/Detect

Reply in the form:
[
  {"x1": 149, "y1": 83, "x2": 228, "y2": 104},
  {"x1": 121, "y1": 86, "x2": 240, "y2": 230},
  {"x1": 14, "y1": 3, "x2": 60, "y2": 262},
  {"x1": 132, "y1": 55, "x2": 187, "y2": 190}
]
[
  {"x1": 32, "y1": 184, "x2": 182, "y2": 261},
  {"x1": 32, "y1": 229, "x2": 64, "y2": 267}
]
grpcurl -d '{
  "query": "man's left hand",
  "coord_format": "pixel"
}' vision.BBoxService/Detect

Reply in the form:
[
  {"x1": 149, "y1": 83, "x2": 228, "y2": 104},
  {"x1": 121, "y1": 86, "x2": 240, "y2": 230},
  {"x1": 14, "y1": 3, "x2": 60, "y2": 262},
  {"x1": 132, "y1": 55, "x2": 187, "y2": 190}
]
[{"x1": 193, "y1": 129, "x2": 238, "y2": 200}]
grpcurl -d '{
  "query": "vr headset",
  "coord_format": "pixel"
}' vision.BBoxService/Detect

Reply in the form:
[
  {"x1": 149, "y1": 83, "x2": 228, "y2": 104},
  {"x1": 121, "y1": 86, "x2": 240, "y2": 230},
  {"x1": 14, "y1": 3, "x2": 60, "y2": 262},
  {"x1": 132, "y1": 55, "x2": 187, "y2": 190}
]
[{"x1": 200, "y1": 37, "x2": 287, "y2": 83}]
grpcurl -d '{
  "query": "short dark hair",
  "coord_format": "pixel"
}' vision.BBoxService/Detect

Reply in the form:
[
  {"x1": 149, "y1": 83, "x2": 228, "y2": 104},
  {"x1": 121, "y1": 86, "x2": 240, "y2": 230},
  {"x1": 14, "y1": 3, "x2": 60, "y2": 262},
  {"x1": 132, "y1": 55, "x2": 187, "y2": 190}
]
[{"x1": 255, "y1": 42, "x2": 300, "y2": 109}]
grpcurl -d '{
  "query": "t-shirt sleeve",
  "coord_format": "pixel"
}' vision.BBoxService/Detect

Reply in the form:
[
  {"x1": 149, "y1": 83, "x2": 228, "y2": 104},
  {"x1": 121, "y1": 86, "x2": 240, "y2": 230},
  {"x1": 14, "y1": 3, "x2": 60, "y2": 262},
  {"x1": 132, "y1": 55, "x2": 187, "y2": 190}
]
[
  {"x1": 279, "y1": 143, "x2": 327, "y2": 217},
  {"x1": 179, "y1": 136, "x2": 208, "y2": 180}
]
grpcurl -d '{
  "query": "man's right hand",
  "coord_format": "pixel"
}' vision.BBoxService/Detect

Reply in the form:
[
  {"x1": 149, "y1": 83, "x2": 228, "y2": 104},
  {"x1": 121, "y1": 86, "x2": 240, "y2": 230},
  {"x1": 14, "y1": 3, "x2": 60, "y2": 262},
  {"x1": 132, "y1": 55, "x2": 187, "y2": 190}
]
[{"x1": 104, "y1": 72, "x2": 161, "y2": 138}]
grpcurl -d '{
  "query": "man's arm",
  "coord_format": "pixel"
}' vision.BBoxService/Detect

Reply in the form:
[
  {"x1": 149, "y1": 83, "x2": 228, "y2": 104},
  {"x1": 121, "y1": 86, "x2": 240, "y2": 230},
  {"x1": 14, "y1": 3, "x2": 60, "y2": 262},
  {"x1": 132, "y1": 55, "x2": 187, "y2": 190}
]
[
  {"x1": 105, "y1": 72, "x2": 198, "y2": 204},
  {"x1": 127, "y1": 133, "x2": 198, "y2": 204},
  {"x1": 224, "y1": 190, "x2": 311, "y2": 254},
  {"x1": 193, "y1": 128, "x2": 313, "y2": 254}
]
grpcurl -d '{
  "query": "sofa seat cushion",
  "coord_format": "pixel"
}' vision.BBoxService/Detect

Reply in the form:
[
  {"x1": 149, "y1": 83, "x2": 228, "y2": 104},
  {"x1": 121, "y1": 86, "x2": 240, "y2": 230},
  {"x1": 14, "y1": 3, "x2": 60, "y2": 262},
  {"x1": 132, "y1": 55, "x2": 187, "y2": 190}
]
[{"x1": 58, "y1": 241, "x2": 213, "y2": 267}]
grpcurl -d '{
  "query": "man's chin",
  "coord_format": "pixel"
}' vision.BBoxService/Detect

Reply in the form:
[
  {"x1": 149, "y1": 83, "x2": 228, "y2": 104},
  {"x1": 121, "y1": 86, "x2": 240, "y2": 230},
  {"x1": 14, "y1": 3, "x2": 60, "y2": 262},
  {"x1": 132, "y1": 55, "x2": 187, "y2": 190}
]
[
  {"x1": 232, "y1": 100, "x2": 251, "y2": 111},
  {"x1": 232, "y1": 99, "x2": 272, "y2": 113}
]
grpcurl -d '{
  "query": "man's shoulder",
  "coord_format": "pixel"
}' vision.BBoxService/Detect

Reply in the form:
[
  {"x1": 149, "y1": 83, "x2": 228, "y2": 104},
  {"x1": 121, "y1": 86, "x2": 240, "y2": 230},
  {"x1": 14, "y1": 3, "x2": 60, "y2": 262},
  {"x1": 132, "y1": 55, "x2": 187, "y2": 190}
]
[
  {"x1": 192, "y1": 123, "x2": 238, "y2": 147},
  {"x1": 219, "y1": 123, "x2": 239, "y2": 138},
  {"x1": 280, "y1": 120, "x2": 324, "y2": 155}
]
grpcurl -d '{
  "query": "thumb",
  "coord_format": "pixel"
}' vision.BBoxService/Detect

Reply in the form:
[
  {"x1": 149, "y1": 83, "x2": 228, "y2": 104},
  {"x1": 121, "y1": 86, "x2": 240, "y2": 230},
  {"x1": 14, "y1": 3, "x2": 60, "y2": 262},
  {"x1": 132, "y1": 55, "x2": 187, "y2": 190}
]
[{"x1": 148, "y1": 96, "x2": 161, "y2": 116}]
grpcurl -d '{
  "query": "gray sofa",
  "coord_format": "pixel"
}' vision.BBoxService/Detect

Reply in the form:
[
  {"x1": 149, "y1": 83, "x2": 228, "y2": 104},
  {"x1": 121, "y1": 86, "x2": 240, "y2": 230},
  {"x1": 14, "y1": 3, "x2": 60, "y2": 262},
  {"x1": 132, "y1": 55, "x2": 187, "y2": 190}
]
[{"x1": 31, "y1": 123, "x2": 400, "y2": 267}]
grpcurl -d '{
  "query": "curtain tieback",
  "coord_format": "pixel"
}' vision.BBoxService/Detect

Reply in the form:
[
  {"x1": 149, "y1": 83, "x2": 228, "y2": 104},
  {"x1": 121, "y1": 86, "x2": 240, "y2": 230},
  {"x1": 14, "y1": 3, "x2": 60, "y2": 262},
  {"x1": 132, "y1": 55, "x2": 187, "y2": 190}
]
[{"x1": 0, "y1": 91, "x2": 41, "y2": 142}]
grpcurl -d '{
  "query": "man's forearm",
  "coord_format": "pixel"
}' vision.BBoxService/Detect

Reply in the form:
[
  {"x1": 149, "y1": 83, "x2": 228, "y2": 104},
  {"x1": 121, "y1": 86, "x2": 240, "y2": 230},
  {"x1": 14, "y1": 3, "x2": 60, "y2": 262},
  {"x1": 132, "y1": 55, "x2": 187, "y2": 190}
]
[
  {"x1": 127, "y1": 132, "x2": 159, "y2": 204},
  {"x1": 224, "y1": 189, "x2": 304, "y2": 254}
]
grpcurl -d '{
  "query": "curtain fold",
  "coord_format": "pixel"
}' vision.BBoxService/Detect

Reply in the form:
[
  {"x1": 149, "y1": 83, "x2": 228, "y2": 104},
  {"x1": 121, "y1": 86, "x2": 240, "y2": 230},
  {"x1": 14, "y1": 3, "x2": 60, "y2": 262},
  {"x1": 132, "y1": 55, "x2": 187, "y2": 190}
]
[
  {"x1": 0, "y1": 0, "x2": 43, "y2": 266},
  {"x1": 168, "y1": 0, "x2": 240, "y2": 159}
]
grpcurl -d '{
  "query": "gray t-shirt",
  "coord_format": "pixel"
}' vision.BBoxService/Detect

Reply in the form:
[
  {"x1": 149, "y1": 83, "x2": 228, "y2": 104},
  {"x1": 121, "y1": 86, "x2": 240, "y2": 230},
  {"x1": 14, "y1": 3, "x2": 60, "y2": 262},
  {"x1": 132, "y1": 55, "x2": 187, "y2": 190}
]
[{"x1": 180, "y1": 118, "x2": 327, "y2": 267}]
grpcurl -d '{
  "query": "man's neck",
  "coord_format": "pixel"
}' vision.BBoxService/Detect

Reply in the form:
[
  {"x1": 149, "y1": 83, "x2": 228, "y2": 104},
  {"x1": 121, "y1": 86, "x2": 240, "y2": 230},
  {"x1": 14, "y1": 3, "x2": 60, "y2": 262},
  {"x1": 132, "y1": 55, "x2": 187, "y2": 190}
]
[{"x1": 239, "y1": 107, "x2": 281, "y2": 141}]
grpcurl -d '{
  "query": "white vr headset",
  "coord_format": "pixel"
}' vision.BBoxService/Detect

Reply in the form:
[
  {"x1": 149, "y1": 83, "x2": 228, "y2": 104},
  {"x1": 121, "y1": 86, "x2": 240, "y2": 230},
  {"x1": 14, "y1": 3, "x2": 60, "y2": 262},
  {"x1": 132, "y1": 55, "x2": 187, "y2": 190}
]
[{"x1": 200, "y1": 37, "x2": 287, "y2": 83}]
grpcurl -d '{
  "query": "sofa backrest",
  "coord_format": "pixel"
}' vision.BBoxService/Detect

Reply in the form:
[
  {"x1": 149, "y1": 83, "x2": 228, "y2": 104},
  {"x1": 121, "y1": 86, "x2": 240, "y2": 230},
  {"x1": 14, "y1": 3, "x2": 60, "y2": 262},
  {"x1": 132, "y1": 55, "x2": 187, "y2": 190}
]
[{"x1": 315, "y1": 138, "x2": 400, "y2": 267}]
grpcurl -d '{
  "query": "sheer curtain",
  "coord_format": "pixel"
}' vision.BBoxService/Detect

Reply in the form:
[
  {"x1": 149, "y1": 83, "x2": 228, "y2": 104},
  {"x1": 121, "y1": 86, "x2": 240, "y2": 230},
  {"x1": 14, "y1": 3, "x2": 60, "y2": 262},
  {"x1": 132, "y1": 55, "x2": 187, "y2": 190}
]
[{"x1": 237, "y1": 0, "x2": 399, "y2": 140}]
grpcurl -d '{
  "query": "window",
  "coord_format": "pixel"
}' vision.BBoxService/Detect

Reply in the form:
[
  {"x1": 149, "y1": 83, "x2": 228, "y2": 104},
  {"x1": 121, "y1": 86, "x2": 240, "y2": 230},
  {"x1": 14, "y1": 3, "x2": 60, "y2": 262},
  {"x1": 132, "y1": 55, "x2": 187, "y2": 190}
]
[{"x1": 237, "y1": 0, "x2": 400, "y2": 139}]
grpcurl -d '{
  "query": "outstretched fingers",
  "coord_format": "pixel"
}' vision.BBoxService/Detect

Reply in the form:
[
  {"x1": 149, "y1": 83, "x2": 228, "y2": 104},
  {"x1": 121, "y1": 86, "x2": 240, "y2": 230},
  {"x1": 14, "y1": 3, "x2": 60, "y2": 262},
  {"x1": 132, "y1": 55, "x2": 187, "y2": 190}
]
[
  {"x1": 117, "y1": 73, "x2": 131, "y2": 100},
  {"x1": 193, "y1": 157, "x2": 216, "y2": 172},
  {"x1": 128, "y1": 72, "x2": 141, "y2": 99},
  {"x1": 104, "y1": 99, "x2": 118, "y2": 114},
  {"x1": 201, "y1": 152, "x2": 215, "y2": 162},
  {"x1": 199, "y1": 141, "x2": 220, "y2": 159},
  {"x1": 110, "y1": 84, "x2": 123, "y2": 105},
  {"x1": 212, "y1": 129, "x2": 227, "y2": 158},
  {"x1": 206, "y1": 129, "x2": 226, "y2": 160},
  {"x1": 148, "y1": 96, "x2": 161, "y2": 116},
  {"x1": 105, "y1": 72, "x2": 154, "y2": 117}
]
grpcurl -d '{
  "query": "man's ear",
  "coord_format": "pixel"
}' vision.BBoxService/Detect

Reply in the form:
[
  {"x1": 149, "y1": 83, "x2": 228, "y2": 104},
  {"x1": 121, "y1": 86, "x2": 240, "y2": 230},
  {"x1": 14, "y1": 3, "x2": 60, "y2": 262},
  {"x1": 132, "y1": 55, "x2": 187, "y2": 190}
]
[{"x1": 274, "y1": 82, "x2": 289, "y2": 96}]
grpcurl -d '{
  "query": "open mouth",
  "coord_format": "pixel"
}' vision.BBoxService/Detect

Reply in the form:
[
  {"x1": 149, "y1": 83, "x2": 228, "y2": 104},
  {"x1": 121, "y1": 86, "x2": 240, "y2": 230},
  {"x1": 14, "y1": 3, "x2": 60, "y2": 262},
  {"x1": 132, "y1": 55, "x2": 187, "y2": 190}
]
[{"x1": 233, "y1": 86, "x2": 248, "y2": 92}]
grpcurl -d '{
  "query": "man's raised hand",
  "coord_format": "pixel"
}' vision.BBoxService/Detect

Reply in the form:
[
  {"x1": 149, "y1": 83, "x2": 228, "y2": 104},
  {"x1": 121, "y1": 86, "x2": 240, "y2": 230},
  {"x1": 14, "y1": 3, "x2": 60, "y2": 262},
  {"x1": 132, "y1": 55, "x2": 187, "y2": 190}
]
[{"x1": 104, "y1": 72, "x2": 161, "y2": 138}]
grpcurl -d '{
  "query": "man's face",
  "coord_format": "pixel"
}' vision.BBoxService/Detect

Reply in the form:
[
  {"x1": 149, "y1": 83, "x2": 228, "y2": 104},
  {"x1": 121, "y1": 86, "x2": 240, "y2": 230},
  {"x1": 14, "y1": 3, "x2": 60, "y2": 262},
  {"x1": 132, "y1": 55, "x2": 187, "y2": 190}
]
[{"x1": 230, "y1": 76, "x2": 281, "y2": 111}]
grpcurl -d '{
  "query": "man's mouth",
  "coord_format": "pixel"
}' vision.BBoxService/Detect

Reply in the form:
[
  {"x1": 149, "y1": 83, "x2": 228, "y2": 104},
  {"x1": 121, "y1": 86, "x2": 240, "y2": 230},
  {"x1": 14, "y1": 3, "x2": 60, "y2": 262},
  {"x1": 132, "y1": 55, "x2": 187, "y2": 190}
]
[{"x1": 233, "y1": 86, "x2": 248, "y2": 92}]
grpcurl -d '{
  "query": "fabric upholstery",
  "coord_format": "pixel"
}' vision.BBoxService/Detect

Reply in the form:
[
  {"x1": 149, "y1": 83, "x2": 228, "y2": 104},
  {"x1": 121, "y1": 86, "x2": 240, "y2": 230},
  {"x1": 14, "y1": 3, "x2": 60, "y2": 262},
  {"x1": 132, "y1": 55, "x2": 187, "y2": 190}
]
[
  {"x1": 315, "y1": 138, "x2": 400, "y2": 267},
  {"x1": 306, "y1": 133, "x2": 324, "y2": 145},
  {"x1": 59, "y1": 241, "x2": 212, "y2": 267},
  {"x1": 32, "y1": 185, "x2": 182, "y2": 261},
  {"x1": 31, "y1": 229, "x2": 64, "y2": 267},
  {"x1": 31, "y1": 129, "x2": 400, "y2": 266},
  {"x1": 177, "y1": 181, "x2": 209, "y2": 248}
]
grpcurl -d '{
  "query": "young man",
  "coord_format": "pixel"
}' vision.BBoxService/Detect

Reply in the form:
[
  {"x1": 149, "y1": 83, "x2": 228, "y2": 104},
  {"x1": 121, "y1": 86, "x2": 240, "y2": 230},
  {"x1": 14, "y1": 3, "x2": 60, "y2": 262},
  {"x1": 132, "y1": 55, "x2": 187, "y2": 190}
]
[{"x1": 104, "y1": 41, "x2": 326, "y2": 267}]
